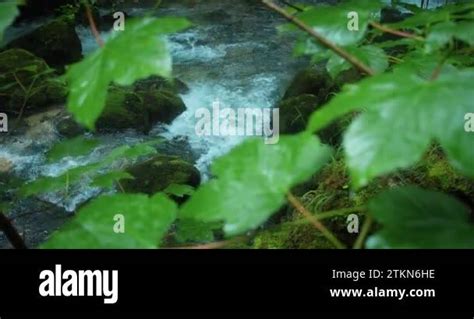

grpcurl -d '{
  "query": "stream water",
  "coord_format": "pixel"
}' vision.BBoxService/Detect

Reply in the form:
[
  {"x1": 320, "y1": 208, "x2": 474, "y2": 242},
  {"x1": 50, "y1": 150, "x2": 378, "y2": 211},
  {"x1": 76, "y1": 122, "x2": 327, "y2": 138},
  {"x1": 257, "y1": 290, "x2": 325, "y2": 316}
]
[
  {"x1": 1, "y1": 0, "x2": 309, "y2": 212},
  {"x1": 0, "y1": 0, "x2": 456, "y2": 213}
]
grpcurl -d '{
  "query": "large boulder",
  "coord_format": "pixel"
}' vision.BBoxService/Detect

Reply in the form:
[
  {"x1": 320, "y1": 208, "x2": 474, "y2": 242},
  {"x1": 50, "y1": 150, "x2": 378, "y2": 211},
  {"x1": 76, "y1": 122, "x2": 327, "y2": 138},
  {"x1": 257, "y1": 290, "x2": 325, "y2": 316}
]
[
  {"x1": 0, "y1": 49, "x2": 67, "y2": 117},
  {"x1": 120, "y1": 155, "x2": 201, "y2": 195},
  {"x1": 7, "y1": 16, "x2": 82, "y2": 69},
  {"x1": 96, "y1": 84, "x2": 186, "y2": 133},
  {"x1": 56, "y1": 79, "x2": 187, "y2": 136}
]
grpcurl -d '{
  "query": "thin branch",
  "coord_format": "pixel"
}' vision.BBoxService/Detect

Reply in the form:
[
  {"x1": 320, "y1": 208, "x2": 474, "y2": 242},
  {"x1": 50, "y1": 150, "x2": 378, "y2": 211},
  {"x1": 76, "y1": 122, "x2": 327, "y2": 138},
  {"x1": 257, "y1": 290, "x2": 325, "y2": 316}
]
[
  {"x1": 0, "y1": 212, "x2": 27, "y2": 249},
  {"x1": 287, "y1": 192, "x2": 346, "y2": 249},
  {"x1": 369, "y1": 21, "x2": 425, "y2": 42},
  {"x1": 262, "y1": 0, "x2": 376, "y2": 76},
  {"x1": 281, "y1": 0, "x2": 304, "y2": 12},
  {"x1": 169, "y1": 235, "x2": 250, "y2": 249},
  {"x1": 430, "y1": 54, "x2": 449, "y2": 81},
  {"x1": 86, "y1": 4, "x2": 104, "y2": 48},
  {"x1": 353, "y1": 215, "x2": 373, "y2": 249}
]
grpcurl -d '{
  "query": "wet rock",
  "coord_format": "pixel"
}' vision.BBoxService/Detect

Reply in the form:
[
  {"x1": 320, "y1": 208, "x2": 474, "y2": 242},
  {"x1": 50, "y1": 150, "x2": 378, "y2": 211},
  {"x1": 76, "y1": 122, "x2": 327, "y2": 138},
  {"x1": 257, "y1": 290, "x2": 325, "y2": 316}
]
[
  {"x1": 0, "y1": 170, "x2": 23, "y2": 213},
  {"x1": 200, "y1": 9, "x2": 233, "y2": 24},
  {"x1": 55, "y1": 83, "x2": 187, "y2": 136},
  {"x1": 0, "y1": 49, "x2": 67, "y2": 117},
  {"x1": 278, "y1": 94, "x2": 344, "y2": 146},
  {"x1": 134, "y1": 76, "x2": 190, "y2": 95},
  {"x1": 55, "y1": 114, "x2": 85, "y2": 138},
  {"x1": 7, "y1": 16, "x2": 83, "y2": 69},
  {"x1": 120, "y1": 155, "x2": 201, "y2": 196},
  {"x1": 283, "y1": 65, "x2": 336, "y2": 102},
  {"x1": 95, "y1": 86, "x2": 148, "y2": 132},
  {"x1": 96, "y1": 85, "x2": 186, "y2": 133},
  {"x1": 278, "y1": 94, "x2": 320, "y2": 134},
  {"x1": 0, "y1": 200, "x2": 72, "y2": 249},
  {"x1": 140, "y1": 89, "x2": 187, "y2": 125}
]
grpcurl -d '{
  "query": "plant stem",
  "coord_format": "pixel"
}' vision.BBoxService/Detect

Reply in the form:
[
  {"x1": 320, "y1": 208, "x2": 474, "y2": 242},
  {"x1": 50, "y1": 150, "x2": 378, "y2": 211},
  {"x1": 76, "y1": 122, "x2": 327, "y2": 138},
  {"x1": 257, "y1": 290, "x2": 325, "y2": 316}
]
[
  {"x1": 353, "y1": 215, "x2": 373, "y2": 249},
  {"x1": 86, "y1": 3, "x2": 104, "y2": 48},
  {"x1": 0, "y1": 212, "x2": 27, "y2": 249},
  {"x1": 169, "y1": 235, "x2": 251, "y2": 249},
  {"x1": 369, "y1": 21, "x2": 425, "y2": 42},
  {"x1": 287, "y1": 192, "x2": 346, "y2": 249},
  {"x1": 315, "y1": 206, "x2": 366, "y2": 220},
  {"x1": 261, "y1": 0, "x2": 376, "y2": 76}
]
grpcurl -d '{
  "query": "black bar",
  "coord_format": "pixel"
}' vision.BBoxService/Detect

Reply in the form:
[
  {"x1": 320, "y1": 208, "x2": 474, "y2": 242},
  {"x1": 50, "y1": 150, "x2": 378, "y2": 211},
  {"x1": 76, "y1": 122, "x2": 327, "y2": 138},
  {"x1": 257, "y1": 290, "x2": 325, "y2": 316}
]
[{"x1": 0, "y1": 250, "x2": 473, "y2": 314}]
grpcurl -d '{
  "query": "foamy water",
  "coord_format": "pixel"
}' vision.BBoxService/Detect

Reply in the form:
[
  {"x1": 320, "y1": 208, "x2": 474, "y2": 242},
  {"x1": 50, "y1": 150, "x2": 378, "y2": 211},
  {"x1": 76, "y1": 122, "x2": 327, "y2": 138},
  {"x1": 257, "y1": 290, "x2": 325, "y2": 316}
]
[{"x1": 0, "y1": 0, "x2": 305, "y2": 210}]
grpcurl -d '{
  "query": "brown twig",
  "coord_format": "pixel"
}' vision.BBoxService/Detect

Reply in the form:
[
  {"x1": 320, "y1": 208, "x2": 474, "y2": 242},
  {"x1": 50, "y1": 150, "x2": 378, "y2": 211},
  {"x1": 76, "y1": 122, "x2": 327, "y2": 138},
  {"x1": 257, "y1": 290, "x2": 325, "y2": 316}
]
[
  {"x1": 86, "y1": 4, "x2": 104, "y2": 48},
  {"x1": 262, "y1": 0, "x2": 375, "y2": 76},
  {"x1": 281, "y1": 0, "x2": 304, "y2": 12},
  {"x1": 0, "y1": 212, "x2": 27, "y2": 249},
  {"x1": 170, "y1": 235, "x2": 250, "y2": 249},
  {"x1": 430, "y1": 55, "x2": 449, "y2": 81},
  {"x1": 287, "y1": 192, "x2": 346, "y2": 249},
  {"x1": 369, "y1": 21, "x2": 425, "y2": 42}
]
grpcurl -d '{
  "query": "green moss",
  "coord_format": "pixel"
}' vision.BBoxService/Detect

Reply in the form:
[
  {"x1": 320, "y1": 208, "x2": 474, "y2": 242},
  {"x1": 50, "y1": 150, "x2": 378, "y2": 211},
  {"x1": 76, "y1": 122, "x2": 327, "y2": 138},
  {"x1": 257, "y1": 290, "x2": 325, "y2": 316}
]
[
  {"x1": 95, "y1": 86, "x2": 147, "y2": 132},
  {"x1": 121, "y1": 155, "x2": 201, "y2": 196},
  {"x1": 7, "y1": 15, "x2": 82, "y2": 69},
  {"x1": 283, "y1": 66, "x2": 336, "y2": 100},
  {"x1": 0, "y1": 49, "x2": 67, "y2": 116},
  {"x1": 140, "y1": 89, "x2": 186, "y2": 125},
  {"x1": 253, "y1": 222, "x2": 335, "y2": 249}
]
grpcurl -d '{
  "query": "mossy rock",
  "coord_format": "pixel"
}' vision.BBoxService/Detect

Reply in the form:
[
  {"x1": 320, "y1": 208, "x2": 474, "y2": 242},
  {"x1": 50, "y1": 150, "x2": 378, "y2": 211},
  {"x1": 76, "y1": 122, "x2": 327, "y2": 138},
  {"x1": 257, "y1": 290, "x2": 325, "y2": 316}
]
[
  {"x1": 55, "y1": 113, "x2": 86, "y2": 138},
  {"x1": 278, "y1": 94, "x2": 346, "y2": 146},
  {"x1": 95, "y1": 86, "x2": 148, "y2": 132},
  {"x1": 284, "y1": 65, "x2": 336, "y2": 101},
  {"x1": 0, "y1": 49, "x2": 67, "y2": 116},
  {"x1": 140, "y1": 89, "x2": 187, "y2": 125},
  {"x1": 134, "y1": 75, "x2": 189, "y2": 95},
  {"x1": 55, "y1": 84, "x2": 187, "y2": 135},
  {"x1": 121, "y1": 155, "x2": 201, "y2": 195},
  {"x1": 253, "y1": 222, "x2": 335, "y2": 249},
  {"x1": 7, "y1": 16, "x2": 82, "y2": 69}
]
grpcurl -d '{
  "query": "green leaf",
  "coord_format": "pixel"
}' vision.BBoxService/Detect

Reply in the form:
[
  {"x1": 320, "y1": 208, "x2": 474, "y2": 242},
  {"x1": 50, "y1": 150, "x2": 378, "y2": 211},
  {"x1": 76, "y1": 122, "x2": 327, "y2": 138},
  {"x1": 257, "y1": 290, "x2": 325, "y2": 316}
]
[
  {"x1": 366, "y1": 186, "x2": 474, "y2": 248},
  {"x1": 308, "y1": 70, "x2": 420, "y2": 133},
  {"x1": 66, "y1": 17, "x2": 191, "y2": 129},
  {"x1": 21, "y1": 142, "x2": 157, "y2": 196},
  {"x1": 389, "y1": 3, "x2": 474, "y2": 29},
  {"x1": 326, "y1": 45, "x2": 388, "y2": 78},
  {"x1": 394, "y1": 50, "x2": 458, "y2": 79},
  {"x1": 92, "y1": 170, "x2": 134, "y2": 188},
  {"x1": 164, "y1": 183, "x2": 195, "y2": 198},
  {"x1": 42, "y1": 193, "x2": 177, "y2": 249},
  {"x1": 180, "y1": 133, "x2": 332, "y2": 236},
  {"x1": 426, "y1": 21, "x2": 474, "y2": 52},
  {"x1": 280, "y1": 0, "x2": 383, "y2": 47},
  {"x1": 0, "y1": 1, "x2": 19, "y2": 42},
  {"x1": 46, "y1": 137, "x2": 100, "y2": 163},
  {"x1": 308, "y1": 68, "x2": 474, "y2": 188}
]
